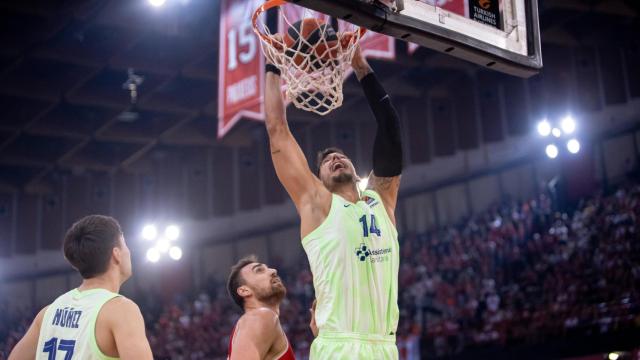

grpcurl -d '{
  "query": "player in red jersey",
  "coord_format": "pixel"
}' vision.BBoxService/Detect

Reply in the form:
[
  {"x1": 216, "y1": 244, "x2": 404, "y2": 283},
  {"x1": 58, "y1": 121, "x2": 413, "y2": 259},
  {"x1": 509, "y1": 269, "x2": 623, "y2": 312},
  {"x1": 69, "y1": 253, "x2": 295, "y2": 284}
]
[{"x1": 226, "y1": 255, "x2": 296, "y2": 360}]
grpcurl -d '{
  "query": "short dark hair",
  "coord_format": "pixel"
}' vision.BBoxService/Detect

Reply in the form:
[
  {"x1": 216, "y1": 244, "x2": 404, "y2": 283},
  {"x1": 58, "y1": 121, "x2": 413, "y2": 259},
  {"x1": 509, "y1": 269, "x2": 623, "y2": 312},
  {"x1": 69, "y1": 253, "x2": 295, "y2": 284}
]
[
  {"x1": 63, "y1": 215, "x2": 123, "y2": 279},
  {"x1": 315, "y1": 147, "x2": 345, "y2": 175},
  {"x1": 227, "y1": 255, "x2": 259, "y2": 309}
]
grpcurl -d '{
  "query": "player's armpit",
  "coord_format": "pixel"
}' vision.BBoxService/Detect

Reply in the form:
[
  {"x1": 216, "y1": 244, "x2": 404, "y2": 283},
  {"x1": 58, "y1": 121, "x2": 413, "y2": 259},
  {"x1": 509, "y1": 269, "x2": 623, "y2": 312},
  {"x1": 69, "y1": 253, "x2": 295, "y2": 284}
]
[
  {"x1": 8, "y1": 306, "x2": 48, "y2": 360},
  {"x1": 106, "y1": 297, "x2": 153, "y2": 360},
  {"x1": 368, "y1": 172, "x2": 401, "y2": 225},
  {"x1": 230, "y1": 310, "x2": 279, "y2": 360}
]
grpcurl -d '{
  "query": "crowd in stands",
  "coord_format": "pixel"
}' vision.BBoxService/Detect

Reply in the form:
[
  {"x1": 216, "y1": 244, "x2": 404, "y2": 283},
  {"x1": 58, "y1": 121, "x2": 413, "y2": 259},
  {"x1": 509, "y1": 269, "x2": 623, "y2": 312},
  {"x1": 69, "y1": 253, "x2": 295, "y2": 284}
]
[{"x1": 1, "y1": 181, "x2": 639, "y2": 359}]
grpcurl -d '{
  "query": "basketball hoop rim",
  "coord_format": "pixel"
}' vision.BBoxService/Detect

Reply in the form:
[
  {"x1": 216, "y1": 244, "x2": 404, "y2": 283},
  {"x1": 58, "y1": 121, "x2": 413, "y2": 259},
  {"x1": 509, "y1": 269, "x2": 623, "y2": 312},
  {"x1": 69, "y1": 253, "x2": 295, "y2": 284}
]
[{"x1": 251, "y1": 0, "x2": 367, "y2": 48}]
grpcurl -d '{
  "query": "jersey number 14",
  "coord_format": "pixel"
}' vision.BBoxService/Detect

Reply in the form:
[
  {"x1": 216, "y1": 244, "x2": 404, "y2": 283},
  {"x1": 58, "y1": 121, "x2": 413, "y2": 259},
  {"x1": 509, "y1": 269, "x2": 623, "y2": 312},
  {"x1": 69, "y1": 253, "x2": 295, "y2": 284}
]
[{"x1": 359, "y1": 215, "x2": 382, "y2": 237}]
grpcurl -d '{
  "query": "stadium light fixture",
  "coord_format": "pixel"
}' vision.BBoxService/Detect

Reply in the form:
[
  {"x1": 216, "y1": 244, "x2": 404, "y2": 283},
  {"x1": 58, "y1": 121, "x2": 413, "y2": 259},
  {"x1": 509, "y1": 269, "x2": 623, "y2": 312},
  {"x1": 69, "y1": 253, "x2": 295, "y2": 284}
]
[
  {"x1": 551, "y1": 128, "x2": 562, "y2": 138},
  {"x1": 148, "y1": 0, "x2": 166, "y2": 7},
  {"x1": 165, "y1": 225, "x2": 180, "y2": 241},
  {"x1": 608, "y1": 353, "x2": 620, "y2": 360},
  {"x1": 537, "y1": 120, "x2": 551, "y2": 137},
  {"x1": 156, "y1": 238, "x2": 170, "y2": 253},
  {"x1": 567, "y1": 139, "x2": 580, "y2": 154},
  {"x1": 142, "y1": 222, "x2": 182, "y2": 262},
  {"x1": 142, "y1": 224, "x2": 158, "y2": 241},
  {"x1": 169, "y1": 246, "x2": 183, "y2": 261},
  {"x1": 146, "y1": 248, "x2": 160, "y2": 263},
  {"x1": 560, "y1": 115, "x2": 576, "y2": 134},
  {"x1": 545, "y1": 144, "x2": 559, "y2": 159}
]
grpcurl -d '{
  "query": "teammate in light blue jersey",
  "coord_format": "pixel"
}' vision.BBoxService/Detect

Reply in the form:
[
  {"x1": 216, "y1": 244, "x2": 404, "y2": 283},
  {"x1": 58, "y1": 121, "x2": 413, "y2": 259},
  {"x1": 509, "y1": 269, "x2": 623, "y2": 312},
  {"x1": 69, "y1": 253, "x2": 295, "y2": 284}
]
[{"x1": 9, "y1": 215, "x2": 152, "y2": 360}]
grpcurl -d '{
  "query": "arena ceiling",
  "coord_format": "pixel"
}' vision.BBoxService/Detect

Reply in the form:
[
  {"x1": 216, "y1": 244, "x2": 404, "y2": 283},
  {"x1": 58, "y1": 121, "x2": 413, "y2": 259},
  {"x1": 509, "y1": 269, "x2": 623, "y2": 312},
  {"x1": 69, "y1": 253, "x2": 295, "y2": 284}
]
[{"x1": 0, "y1": 0, "x2": 638, "y2": 193}]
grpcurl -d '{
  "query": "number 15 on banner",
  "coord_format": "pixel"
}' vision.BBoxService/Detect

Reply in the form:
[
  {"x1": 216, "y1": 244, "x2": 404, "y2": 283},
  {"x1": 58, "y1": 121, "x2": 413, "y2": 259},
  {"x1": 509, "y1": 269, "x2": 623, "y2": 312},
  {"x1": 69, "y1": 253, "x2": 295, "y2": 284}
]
[{"x1": 218, "y1": 0, "x2": 265, "y2": 139}]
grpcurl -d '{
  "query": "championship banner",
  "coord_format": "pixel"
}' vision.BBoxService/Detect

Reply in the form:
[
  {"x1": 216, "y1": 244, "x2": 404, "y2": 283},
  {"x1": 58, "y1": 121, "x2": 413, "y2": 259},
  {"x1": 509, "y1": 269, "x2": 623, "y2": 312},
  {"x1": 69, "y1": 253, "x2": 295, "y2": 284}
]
[{"x1": 218, "y1": 0, "x2": 265, "y2": 139}]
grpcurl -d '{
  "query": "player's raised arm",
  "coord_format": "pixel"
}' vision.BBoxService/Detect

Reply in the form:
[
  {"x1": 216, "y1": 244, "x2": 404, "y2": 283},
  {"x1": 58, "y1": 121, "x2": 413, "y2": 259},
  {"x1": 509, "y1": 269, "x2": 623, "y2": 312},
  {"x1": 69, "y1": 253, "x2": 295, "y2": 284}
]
[
  {"x1": 351, "y1": 47, "x2": 403, "y2": 225},
  {"x1": 8, "y1": 306, "x2": 47, "y2": 360},
  {"x1": 230, "y1": 311, "x2": 279, "y2": 360},
  {"x1": 264, "y1": 59, "x2": 328, "y2": 213}
]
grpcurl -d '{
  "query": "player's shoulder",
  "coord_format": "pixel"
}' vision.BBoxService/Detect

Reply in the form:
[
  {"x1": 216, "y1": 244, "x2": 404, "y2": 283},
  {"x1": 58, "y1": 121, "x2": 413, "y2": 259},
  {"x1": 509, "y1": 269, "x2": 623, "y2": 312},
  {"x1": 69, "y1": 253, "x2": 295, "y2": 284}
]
[
  {"x1": 238, "y1": 308, "x2": 279, "y2": 331},
  {"x1": 34, "y1": 305, "x2": 50, "y2": 325},
  {"x1": 99, "y1": 295, "x2": 142, "y2": 323}
]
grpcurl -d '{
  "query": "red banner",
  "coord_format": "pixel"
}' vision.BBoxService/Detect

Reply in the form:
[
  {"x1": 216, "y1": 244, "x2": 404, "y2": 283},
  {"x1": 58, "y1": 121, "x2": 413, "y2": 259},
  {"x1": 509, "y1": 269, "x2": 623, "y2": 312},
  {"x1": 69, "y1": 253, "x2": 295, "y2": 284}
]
[{"x1": 218, "y1": 0, "x2": 265, "y2": 138}]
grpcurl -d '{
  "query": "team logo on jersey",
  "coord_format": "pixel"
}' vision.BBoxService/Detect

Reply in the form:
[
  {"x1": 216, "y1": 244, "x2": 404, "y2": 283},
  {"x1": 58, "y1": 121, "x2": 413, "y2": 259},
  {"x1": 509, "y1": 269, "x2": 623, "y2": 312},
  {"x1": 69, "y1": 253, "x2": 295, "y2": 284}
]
[
  {"x1": 355, "y1": 243, "x2": 370, "y2": 261},
  {"x1": 364, "y1": 196, "x2": 379, "y2": 208},
  {"x1": 355, "y1": 243, "x2": 392, "y2": 262}
]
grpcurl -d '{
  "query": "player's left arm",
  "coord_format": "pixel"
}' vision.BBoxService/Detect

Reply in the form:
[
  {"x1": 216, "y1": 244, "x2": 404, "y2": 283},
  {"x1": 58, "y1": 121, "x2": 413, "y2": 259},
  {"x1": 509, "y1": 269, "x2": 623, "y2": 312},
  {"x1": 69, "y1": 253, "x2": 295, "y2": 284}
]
[
  {"x1": 352, "y1": 47, "x2": 403, "y2": 225},
  {"x1": 8, "y1": 306, "x2": 48, "y2": 360}
]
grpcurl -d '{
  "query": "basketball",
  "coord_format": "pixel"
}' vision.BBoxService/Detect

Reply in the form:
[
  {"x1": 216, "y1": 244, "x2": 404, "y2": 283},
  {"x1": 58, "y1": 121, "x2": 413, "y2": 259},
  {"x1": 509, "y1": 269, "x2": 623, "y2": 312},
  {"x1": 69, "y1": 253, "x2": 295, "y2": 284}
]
[{"x1": 284, "y1": 18, "x2": 339, "y2": 68}]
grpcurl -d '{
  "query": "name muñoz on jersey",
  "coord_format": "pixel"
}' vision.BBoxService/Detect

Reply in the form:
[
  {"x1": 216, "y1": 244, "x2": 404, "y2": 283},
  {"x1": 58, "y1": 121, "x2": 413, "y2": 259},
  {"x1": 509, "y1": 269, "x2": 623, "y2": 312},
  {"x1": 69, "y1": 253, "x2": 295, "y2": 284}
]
[
  {"x1": 36, "y1": 288, "x2": 121, "y2": 360},
  {"x1": 302, "y1": 189, "x2": 399, "y2": 336}
]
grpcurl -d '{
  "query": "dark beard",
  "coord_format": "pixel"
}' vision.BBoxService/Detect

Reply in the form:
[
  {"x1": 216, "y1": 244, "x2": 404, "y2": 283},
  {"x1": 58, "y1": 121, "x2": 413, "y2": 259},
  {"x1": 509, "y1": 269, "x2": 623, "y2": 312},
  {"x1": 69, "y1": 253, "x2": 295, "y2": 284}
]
[
  {"x1": 331, "y1": 171, "x2": 354, "y2": 184},
  {"x1": 255, "y1": 283, "x2": 287, "y2": 304}
]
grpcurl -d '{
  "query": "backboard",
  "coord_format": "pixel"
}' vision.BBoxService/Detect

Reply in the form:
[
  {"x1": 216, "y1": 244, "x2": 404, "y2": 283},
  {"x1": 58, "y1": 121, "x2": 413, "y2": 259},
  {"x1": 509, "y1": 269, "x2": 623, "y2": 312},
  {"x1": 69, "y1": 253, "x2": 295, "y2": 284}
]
[{"x1": 288, "y1": 0, "x2": 542, "y2": 77}]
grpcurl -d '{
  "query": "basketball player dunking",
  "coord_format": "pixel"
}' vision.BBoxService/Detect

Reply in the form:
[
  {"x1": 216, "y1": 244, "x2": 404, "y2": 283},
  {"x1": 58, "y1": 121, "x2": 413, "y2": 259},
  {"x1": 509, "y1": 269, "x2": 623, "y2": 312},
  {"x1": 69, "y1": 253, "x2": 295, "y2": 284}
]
[
  {"x1": 264, "y1": 43, "x2": 404, "y2": 359},
  {"x1": 226, "y1": 255, "x2": 296, "y2": 360},
  {"x1": 9, "y1": 215, "x2": 152, "y2": 360}
]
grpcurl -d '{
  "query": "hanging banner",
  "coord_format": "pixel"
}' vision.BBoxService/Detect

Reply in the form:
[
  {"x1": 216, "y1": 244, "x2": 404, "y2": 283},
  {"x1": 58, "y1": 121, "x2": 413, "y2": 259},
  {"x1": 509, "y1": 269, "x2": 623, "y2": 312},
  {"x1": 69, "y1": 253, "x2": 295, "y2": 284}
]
[{"x1": 218, "y1": 0, "x2": 265, "y2": 138}]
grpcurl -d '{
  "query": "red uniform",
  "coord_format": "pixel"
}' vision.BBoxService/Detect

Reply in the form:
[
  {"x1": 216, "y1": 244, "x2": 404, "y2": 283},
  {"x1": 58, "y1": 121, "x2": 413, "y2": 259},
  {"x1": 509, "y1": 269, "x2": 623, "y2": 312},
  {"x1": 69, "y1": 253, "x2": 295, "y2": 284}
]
[{"x1": 227, "y1": 325, "x2": 296, "y2": 360}]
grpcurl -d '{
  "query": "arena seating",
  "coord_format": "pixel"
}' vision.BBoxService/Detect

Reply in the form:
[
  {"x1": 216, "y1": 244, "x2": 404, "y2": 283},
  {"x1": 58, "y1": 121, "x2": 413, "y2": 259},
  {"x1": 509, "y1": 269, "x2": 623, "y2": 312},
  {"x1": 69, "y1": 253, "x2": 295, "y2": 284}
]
[{"x1": 2, "y1": 182, "x2": 639, "y2": 359}]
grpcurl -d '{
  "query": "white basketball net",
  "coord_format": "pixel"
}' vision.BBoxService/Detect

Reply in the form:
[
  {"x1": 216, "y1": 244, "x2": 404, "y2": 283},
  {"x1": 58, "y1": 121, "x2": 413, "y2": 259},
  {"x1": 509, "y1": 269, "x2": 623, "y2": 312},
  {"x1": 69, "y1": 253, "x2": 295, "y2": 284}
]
[{"x1": 253, "y1": 4, "x2": 363, "y2": 115}]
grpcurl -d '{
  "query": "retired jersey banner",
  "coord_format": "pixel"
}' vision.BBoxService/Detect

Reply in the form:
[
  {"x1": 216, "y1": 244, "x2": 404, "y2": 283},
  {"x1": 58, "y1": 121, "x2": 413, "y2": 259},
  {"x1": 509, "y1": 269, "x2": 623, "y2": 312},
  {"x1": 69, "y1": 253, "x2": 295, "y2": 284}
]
[{"x1": 218, "y1": 0, "x2": 265, "y2": 138}]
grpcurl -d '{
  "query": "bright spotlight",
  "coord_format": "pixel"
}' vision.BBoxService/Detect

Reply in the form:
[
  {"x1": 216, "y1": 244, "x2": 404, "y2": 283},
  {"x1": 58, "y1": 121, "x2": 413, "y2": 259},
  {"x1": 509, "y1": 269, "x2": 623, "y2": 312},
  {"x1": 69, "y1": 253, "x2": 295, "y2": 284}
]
[
  {"x1": 169, "y1": 246, "x2": 183, "y2": 260},
  {"x1": 358, "y1": 177, "x2": 369, "y2": 192},
  {"x1": 142, "y1": 224, "x2": 158, "y2": 241},
  {"x1": 561, "y1": 116, "x2": 576, "y2": 134},
  {"x1": 545, "y1": 144, "x2": 559, "y2": 159},
  {"x1": 537, "y1": 120, "x2": 551, "y2": 137},
  {"x1": 165, "y1": 225, "x2": 180, "y2": 241},
  {"x1": 608, "y1": 353, "x2": 620, "y2": 360},
  {"x1": 146, "y1": 248, "x2": 160, "y2": 263},
  {"x1": 157, "y1": 238, "x2": 170, "y2": 253},
  {"x1": 551, "y1": 128, "x2": 562, "y2": 138},
  {"x1": 567, "y1": 139, "x2": 580, "y2": 154},
  {"x1": 148, "y1": 0, "x2": 166, "y2": 7}
]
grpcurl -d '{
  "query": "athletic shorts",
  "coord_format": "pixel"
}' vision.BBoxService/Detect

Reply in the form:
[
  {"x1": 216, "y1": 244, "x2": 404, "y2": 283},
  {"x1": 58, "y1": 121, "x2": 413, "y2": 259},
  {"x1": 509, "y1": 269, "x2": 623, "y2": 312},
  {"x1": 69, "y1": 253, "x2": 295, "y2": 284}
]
[{"x1": 310, "y1": 331, "x2": 398, "y2": 360}]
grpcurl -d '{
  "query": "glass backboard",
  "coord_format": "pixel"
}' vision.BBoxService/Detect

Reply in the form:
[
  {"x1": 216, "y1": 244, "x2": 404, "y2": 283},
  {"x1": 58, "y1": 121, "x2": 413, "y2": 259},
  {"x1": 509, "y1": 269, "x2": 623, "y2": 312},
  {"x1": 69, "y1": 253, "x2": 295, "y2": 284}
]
[{"x1": 289, "y1": 0, "x2": 542, "y2": 77}]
